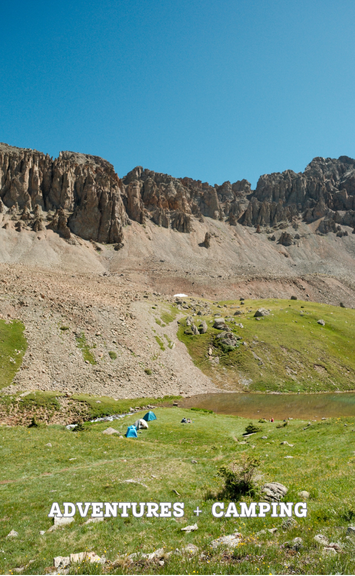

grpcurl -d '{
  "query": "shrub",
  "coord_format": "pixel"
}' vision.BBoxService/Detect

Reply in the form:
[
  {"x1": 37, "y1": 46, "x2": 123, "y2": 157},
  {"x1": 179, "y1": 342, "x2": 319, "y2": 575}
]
[
  {"x1": 245, "y1": 422, "x2": 262, "y2": 434},
  {"x1": 144, "y1": 368, "x2": 152, "y2": 375},
  {"x1": 108, "y1": 351, "x2": 117, "y2": 360},
  {"x1": 218, "y1": 455, "x2": 260, "y2": 499},
  {"x1": 258, "y1": 418, "x2": 267, "y2": 423}
]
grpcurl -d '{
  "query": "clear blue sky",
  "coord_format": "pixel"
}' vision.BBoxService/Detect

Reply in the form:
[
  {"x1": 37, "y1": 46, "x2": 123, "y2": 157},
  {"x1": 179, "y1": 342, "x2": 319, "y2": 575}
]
[{"x1": 1, "y1": 0, "x2": 354, "y2": 188}]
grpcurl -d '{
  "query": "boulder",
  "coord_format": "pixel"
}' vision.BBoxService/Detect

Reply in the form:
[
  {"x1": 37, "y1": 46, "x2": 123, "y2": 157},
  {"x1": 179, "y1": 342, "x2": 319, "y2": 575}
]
[
  {"x1": 314, "y1": 534, "x2": 329, "y2": 546},
  {"x1": 102, "y1": 427, "x2": 120, "y2": 435},
  {"x1": 261, "y1": 482, "x2": 288, "y2": 502},
  {"x1": 181, "y1": 523, "x2": 198, "y2": 533},
  {"x1": 298, "y1": 490, "x2": 310, "y2": 499},
  {"x1": 317, "y1": 319, "x2": 325, "y2": 326},
  {"x1": 198, "y1": 321, "x2": 208, "y2": 334},
  {"x1": 278, "y1": 231, "x2": 293, "y2": 246},
  {"x1": 213, "y1": 318, "x2": 228, "y2": 330},
  {"x1": 254, "y1": 308, "x2": 270, "y2": 317},
  {"x1": 210, "y1": 532, "x2": 243, "y2": 549}
]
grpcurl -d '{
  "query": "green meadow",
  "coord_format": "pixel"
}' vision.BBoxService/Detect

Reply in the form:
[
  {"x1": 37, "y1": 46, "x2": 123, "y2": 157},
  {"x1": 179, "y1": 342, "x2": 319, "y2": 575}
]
[
  {"x1": 0, "y1": 319, "x2": 27, "y2": 390},
  {"x1": 176, "y1": 299, "x2": 355, "y2": 392},
  {"x1": 1, "y1": 407, "x2": 355, "y2": 575}
]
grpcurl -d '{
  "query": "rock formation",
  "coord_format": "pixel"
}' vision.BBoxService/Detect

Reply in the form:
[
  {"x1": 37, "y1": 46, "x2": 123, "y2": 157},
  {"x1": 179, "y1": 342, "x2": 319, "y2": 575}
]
[
  {"x1": 0, "y1": 143, "x2": 126, "y2": 244},
  {"x1": 1, "y1": 141, "x2": 355, "y2": 244}
]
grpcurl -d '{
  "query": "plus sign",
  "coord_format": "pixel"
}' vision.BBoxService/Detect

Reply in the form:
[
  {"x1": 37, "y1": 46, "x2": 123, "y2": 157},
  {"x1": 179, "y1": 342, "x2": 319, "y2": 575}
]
[{"x1": 194, "y1": 506, "x2": 202, "y2": 516}]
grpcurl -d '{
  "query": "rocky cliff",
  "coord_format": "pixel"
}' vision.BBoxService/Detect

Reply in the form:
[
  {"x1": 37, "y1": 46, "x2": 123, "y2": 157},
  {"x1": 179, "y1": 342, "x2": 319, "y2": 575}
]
[
  {"x1": 1, "y1": 141, "x2": 355, "y2": 245},
  {"x1": 0, "y1": 143, "x2": 126, "y2": 244}
]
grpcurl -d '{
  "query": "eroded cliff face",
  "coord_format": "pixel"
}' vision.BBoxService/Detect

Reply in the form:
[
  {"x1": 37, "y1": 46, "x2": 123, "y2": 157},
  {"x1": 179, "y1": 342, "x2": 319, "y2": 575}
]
[
  {"x1": 1, "y1": 141, "x2": 355, "y2": 246},
  {"x1": 122, "y1": 156, "x2": 355, "y2": 234},
  {"x1": 0, "y1": 143, "x2": 126, "y2": 244},
  {"x1": 122, "y1": 166, "x2": 251, "y2": 232}
]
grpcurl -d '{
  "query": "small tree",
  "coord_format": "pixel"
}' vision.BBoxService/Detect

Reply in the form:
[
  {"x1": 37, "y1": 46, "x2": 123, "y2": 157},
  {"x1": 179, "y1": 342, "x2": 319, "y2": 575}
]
[{"x1": 218, "y1": 455, "x2": 260, "y2": 499}]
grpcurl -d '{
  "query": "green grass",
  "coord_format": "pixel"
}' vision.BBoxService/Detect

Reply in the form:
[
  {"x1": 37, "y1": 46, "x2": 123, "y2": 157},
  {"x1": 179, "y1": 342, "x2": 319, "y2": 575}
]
[
  {"x1": 177, "y1": 298, "x2": 355, "y2": 393},
  {"x1": 108, "y1": 351, "x2": 117, "y2": 360},
  {"x1": 164, "y1": 334, "x2": 174, "y2": 349},
  {"x1": 0, "y1": 319, "x2": 27, "y2": 389},
  {"x1": 160, "y1": 305, "x2": 179, "y2": 325},
  {"x1": 76, "y1": 333, "x2": 97, "y2": 365},
  {"x1": 155, "y1": 335, "x2": 166, "y2": 351},
  {"x1": 2, "y1": 408, "x2": 355, "y2": 574},
  {"x1": 69, "y1": 394, "x2": 181, "y2": 420}
]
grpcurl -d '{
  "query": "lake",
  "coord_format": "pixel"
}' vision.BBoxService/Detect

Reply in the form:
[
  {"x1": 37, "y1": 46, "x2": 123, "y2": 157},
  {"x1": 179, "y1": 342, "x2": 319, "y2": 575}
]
[{"x1": 180, "y1": 392, "x2": 355, "y2": 420}]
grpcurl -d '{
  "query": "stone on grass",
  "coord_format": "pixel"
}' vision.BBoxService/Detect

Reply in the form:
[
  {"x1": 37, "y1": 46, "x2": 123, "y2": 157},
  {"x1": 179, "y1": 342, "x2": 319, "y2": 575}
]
[
  {"x1": 7, "y1": 529, "x2": 18, "y2": 538},
  {"x1": 54, "y1": 556, "x2": 70, "y2": 568},
  {"x1": 48, "y1": 517, "x2": 74, "y2": 531},
  {"x1": 261, "y1": 482, "x2": 288, "y2": 502},
  {"x1": 210, "y1": 532, "x2": 243, "y2": 549},
  {"x1": 84, "y1": 517, "x2": 104, "y2": 524},
  {"x1": 282, "y1": 517, "x2": 297, "y2": 530},
  {"x1": 317, "y1": 319, "x2": 325, "y2": 326},
  {"x1": 181, "y1": 523, "x2": 198, "y2": 533},
  {"x1": 254, "y1": 308, "x2": 270, "y2": 317},
  {"x1": 347, "y1": 526, "x2": 355, "y2": 536},
  {"x1": 181, "y1": 543, "x2": 199, "y2": 556},
  {"x1": 298, "y1": 490, "x2": 310, "y2": 499},
  {"x1": 314, "y1": 534, "x2": 329, "y2": 546},
  {"x1": 322, "y1": 547, "x2": 337, "y2": 556},
  {"x1": 45, "y1": 443, "x2": 52, "y2": 447},
  {"x1": 70, "y1": 551, "x2": 104, "y2": 564},
  {"x1": 102, "y1": 427, "x2": 120, "y2": 435}
]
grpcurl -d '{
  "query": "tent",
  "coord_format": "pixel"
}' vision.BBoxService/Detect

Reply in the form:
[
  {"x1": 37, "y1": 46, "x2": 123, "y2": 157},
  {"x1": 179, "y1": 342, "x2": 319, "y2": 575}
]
[
  {"x1": 125, "y1": 425, "x2": 138, "y2": 438},
  {"x1": 134, "y1": 418, "x2": 149, "y2": 430},
  {"x1": 143, "y1": 411, "x2": 157, "y2": 422}
]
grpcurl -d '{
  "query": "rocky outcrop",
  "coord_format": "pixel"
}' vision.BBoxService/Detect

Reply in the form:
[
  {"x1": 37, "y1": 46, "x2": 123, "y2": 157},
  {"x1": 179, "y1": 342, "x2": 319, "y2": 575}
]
[
  {"x1": 0, "y1": 143, "x2": 126, "y2": 243},
  {"x1": 250, "y1": 156, "x2": 355, "y2": 230},
  {"x1": 122, "y1": 167, "x2": 251, "y2": 232},
  {"x1": 2, "y1": 141, "x2": 355, "y2": 243}
]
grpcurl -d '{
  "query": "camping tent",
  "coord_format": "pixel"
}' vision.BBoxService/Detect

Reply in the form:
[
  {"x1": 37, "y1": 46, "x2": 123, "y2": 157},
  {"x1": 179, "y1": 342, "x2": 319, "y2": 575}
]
[
  {"x1": 125, "y1": 425, "x2": 138, "y2": 438},
  {"x1": 143, "y1": 411, "x2": 157, "y2": 422},
  {"x1": 134, "y1": 418, "x2": 149, "y2": 430}
]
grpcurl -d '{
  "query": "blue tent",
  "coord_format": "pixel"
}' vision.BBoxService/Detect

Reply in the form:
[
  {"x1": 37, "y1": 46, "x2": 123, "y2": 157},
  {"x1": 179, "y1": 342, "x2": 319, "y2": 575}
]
[
  {"x1": 143, "y1": 411, "x2": 157, "y2": 422},
  {"x1": 126, "y1": 425, "x2": 138, "y2": 438}
]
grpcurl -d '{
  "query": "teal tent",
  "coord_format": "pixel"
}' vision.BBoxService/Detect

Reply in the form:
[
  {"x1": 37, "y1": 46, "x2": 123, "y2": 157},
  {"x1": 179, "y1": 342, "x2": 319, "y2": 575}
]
[
  {"x1": 143, "y1": 411, "x2": 157, "y2": 422},
  {"x1": 126, "y1": 425, "x2": 138, "y2": 438}
]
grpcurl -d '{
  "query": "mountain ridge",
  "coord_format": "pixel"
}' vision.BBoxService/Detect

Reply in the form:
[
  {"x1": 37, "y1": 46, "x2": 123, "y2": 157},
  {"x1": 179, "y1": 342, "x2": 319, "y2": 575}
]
[{"x1": 1, "y1": 142, "x2": 355, "y2": 246}]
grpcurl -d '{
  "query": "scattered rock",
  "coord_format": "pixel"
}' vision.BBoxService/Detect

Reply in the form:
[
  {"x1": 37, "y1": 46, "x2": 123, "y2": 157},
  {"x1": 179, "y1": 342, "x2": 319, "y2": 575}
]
[
  {"x1": 317, "y1": 319, "x2": 325, "y2": 326},
  {"x1": 314, "y1": 534, "x2": 329, "y2": 546},
  {"x1": 181, "y1": 543, "x2": 199, "y2": 556},
  {"x1": 54, "y1": 556, "x2": 70, "y2": 569},
  {"x1": 48, "y1": 517, "x2": 74, "y2": 532},
  {"x1": 282, "y1": 518, "x2": 298, "y2": 530},
  {"x1": 210, "y1": 532, "x2": 243, "y2": 549},
  {"x1": 278, "y1": 232, "x2": 293, "y2": 246},
  {"x1": 7, "y1": 529, "x2": 19, "y2": 538},
  {"x1": 102, "y1": 427, "x2": 120, "y2": 435},
  {"x1": 254, "y1": 308, "x2": 270, "y2": 317},
  {"x1": 213, "y1": 318, "x2": 228, "y2": 330},
  {"x1": 84, "y1": 517, "x2": 104, "y2": 524},
  {"x1": 181, "y1": 523, "x2": 198, "y2": 533},
  {"x1": 261, "y1": 482, "x2": 288, "y2": 502},
  {"x1": 298, "y1": 490, "x2": 310, "y2": 499}
]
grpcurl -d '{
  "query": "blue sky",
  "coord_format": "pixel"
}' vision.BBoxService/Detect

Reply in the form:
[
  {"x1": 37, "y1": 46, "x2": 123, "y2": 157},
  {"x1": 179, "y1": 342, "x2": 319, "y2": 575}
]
[{"x1": 1, "y1": 0, "x2": 354, "y2": 188}]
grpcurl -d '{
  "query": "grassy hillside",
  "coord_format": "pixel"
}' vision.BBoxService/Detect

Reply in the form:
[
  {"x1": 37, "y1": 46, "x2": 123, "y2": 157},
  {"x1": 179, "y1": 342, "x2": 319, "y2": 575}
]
[
  {"x1": 176, "y1": 298, "x2": 355, "y2": 393},
  {"x1": 0, "y1": 318, "x2": 27, "y2": 390},
  {"x1": 1, "y1": 407, "x2": 355, "y2": 574}
]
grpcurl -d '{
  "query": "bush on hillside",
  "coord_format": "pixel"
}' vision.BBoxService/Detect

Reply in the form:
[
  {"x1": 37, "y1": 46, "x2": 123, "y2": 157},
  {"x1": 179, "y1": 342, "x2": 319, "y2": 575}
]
[
  {"x1": 217, "y1": 455, "x2": 260, "y2": 499},
  {"x1": 245, "y1": 422, "x2": 262, "y2": 434}
]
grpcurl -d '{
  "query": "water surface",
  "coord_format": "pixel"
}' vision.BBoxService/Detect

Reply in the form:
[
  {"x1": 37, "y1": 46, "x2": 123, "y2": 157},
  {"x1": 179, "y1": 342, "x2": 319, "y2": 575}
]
[{"x1": 180, "y1": 392, "x2": 355, "y2": 420}]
